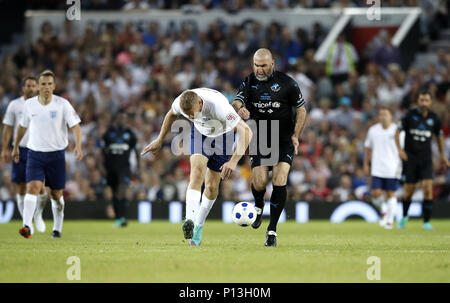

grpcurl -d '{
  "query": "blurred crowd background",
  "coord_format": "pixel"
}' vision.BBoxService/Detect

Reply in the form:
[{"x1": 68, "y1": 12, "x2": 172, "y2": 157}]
[{"x1": 0, "y1": 1, "x2": 449, "y2": 211}]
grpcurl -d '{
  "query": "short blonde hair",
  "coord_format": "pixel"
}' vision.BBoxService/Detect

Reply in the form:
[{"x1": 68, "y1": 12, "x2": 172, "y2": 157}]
[
  {"x1": 180, "y1": 90, "x2": 199, "y2": 113},
  {"x1": 38, "y1": 69, "x2": 55, "y2": 82}
]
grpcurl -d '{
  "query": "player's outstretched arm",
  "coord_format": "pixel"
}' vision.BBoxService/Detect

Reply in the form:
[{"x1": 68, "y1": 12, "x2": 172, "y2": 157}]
[
  {"x1": 11, "y1": 125, "x2": 27, "y2": 163},
  {"x1": 232, "y1": 100, "x2": 250, "y2": 120},
  {"x1": 141, "y1": 109, "x2": 177, "y2": 156},
  {"x1": 71, "y1": 124, "x2": 83, "y2": 161},
  {"x1": 292, "y1": 106, "x2": 307, "y2": 155},
  {"x1": 219, "y1": 120, "x2": 253, "y2": 180},
  {"x1": 1, "y1": 124, "x2": 13, "y2": 163}
]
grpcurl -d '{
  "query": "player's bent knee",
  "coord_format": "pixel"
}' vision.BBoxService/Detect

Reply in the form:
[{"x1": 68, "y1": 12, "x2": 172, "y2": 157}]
[
  {"x1": 272, "y1": 176, "x2": 288, "y2": 186},
  {"x1": 252, "y1": 179, "x2": 268, "y2": 191},
  {"x1": 26, "y1": 181, "x2": 42, "y2": 195},
  {"x1": 371, "y1": 189, "x2": 382, "y2": 198},
  {"x1": 50, "y1": 190, "x2": 63, "y2": 201},
  {"x1": 204, "y1": 183, "x2": 218, "y2": 196}
]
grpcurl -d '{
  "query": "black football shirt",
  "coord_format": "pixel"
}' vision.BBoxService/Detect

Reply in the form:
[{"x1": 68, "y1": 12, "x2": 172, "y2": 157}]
[
  {"x1": 234, "y1": 71, "x2": 305, "y2": 143},
  {"x1": 398, "y1": 108, "x2": 442, "y2": 160}
]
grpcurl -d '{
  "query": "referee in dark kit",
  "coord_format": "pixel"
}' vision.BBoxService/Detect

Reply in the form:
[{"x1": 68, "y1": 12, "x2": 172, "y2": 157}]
[{"x1": 102, "y1": 110, "x2": 139, "y2": 228}]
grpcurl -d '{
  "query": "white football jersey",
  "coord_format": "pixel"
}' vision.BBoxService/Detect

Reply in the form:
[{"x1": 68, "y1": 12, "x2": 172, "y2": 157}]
[
  {"x1": 364, "y1": 123, "x2": 404, "y2": 179},
  {"x1": 171, "y1": 88, "x2": 240, "y2": 137},
  {"x1": 20, "y1": 95, "x2": 81, "y2": 152},
  {"x1": 2, "y1": 97, "x2": 30, "y2": 148}
]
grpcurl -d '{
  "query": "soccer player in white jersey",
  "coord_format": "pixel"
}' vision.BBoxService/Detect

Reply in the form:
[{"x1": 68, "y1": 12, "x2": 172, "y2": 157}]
[
  {"x1": 12, "y1": 70, "x2": 83, "y2": 239},
  {"x1": 141, "y1": 88, "x2": 252, "y2": 246},
  {"x1": 363, "y1": 107, "x2": 403, "y2": 229},
  {"x1": 1, "y1": 76, "x2": 48, "y2": 233}
]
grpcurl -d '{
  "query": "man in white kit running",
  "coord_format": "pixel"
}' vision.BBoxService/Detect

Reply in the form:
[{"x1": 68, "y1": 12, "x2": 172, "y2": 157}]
[
  {"x1": 2, "y1": 76, "x2": 48, "y2": 233},
  {"x1": 141, "y1": 88, "x2": 252, "y2": 246},
  {"x1": 12, "y1": 70, "x2": 83, "y2": 239},
  {"x1": 363, "y1": 107, "x2": 403, "y2": 229}
]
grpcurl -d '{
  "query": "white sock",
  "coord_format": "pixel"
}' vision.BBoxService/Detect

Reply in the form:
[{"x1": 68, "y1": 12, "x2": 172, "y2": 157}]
[
  {"x1": 35, "y1": 193, "x2": 48, "y2": 216},
  {"x1": 23, "y1": 194, "x2": 37, "y2": 228},
  {"x1": 386, "y1": 196, "x2": 398, "y2": 224},
  {"x1": 381, "y1": 201, "x2": 387, "y2": 218},
  {"x1": 51, "y1": 197, "x2": 65, "y2": 232},
  {"x1": 16, "y1": 194, "x2": 25, "y2": 218},
  {"x1": 195, "y1": 193, "x2": 216, "y2": 227},
  {"x1": 185, "y1": 189, "x2": 201, "y2": 221}
]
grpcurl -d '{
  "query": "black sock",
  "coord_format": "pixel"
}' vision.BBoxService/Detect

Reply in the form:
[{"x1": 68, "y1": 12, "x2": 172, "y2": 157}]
[
  {"x1": 267, "y1": 185, "x2": 287, "y2": 232},
  {"x1": 403, "y1": 198, "x2": 411, "y2": 217},
  {"x1": 121, "y1": 199, "x2": 128, "y2": 219},
  {"x1": 251, "y1": 184, "x2": 266, "y2": 210},
  {"x1": 113, "y1": 198, "x2": 122, "y2": 219},
  {"x1": 423, "y1": 199, "x2": 433, "y2": 223}
]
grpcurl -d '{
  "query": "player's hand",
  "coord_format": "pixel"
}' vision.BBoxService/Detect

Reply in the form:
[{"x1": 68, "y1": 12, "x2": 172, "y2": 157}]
[
  {"x1": 141, "y1": 139, "x2": 162, "y2": 156},
  {"x1": 442, "y1": 155, "x2": 450, "y2": 167},
  {"x1": 1, "y1": 149, "x2": 9, "y2": 163},
  {"x1": 219, "y1": 160, "x2": 237, "y2": 180},
  {"x1": 11, "y1": 148, "x2": 19, "y2": 163},
  {"x1": 237, "y1": 107, "x2": 250, "y2": 120},
  {"x1": 292, "y1": 136, "x2": 299, "y2": 155},
  {"x1": 398, "y1": 149, "x2": 408, "y2": 161},
  {"x1": 74, "y1": 145, "x2": 83, "y2": 161}
]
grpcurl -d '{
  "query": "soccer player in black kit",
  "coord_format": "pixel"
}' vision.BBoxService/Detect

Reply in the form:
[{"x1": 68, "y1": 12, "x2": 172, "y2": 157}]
[
  {"x1": 395, "y1": 90, "x2": 449, "y2": 230},
  {"x1": 232, "y1": 48, "x2": 307, "y2": 246},
  {"x1": 102, "y1": 110, "x2": 139, "y2": 227}
]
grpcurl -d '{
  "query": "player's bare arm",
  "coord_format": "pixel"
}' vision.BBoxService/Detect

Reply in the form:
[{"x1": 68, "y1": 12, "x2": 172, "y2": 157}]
[
  {"x1": 363, "y1": 147, "x2": 372, "y2": 175},
  {"x1": 71, "y1": 123, "x2": 83, "y2": 161},
  {"x1": 436, "y1": 134, "x2": 449, "y2": 167},
  {"x1": 232, "y1": 100, "x2": 250, "y2": 120},
  {"x1": 395, "y1": 129, "x2": 407, "y2": 161},
  {"x1": 141, "y1": 108, "x2": 178, "y2": 156},
  {"x1": 1, "y1": 124, "x2": 13, "y2": 163},
  {"x1": 11, "y1": 125, "x2": 27, "y2": 163},
  {"x1": 219, "y1": 120, "x2": 253, "y2": 180},
  {"x1": 292, "y1": 105, "x2": 307, "y2": 155}
]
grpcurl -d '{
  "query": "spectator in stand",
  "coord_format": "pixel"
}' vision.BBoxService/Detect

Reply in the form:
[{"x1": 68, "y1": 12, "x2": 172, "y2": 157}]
[
  {"x1": 326, "y1": 34, "x2": 359, "y2": 85},
  {"x1": 122, "y1": 0, "x2": 150, "y2": 10}
]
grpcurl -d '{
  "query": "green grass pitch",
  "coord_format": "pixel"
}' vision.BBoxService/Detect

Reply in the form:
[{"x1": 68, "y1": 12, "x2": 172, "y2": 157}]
[{"x1": 1, "y1": 219, "x2": 449, "y2": 283}]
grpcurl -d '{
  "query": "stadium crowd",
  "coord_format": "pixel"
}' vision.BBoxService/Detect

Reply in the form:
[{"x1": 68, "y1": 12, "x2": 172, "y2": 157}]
[
  {"x1": 21, "y1": 0, "x2": 439, "y2": 11},
  {"x1": 0, "y1": 8, "x2": 449, "y2": 210}
]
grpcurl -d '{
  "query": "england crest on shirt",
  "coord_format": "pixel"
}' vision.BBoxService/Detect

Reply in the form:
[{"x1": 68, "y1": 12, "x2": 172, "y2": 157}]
[{"x1": 50, "y1": 111, "x2": 57, "y2": 119}]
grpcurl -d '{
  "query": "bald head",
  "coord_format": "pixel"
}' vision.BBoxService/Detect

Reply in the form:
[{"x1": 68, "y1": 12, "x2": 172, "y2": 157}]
[
  {"x1": 254, "y1": 48, "x2": 273, "y2": 61},
  {"x1": 253, "y1": 48, "x2": 274, "y2": 81}
]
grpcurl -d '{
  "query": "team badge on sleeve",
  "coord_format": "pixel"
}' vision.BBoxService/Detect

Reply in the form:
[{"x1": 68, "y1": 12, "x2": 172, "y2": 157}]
[{"x1": 227, "y1": 113, "x2": 237, "y2": 121}]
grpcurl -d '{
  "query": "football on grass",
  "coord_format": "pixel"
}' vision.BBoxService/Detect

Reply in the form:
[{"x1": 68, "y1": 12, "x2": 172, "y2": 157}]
[{"x1": 232, "y1": 202, "x2": 257, "y2": 226}]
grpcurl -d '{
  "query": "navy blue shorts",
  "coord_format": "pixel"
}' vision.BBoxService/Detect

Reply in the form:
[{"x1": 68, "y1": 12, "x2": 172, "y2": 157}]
[
  {"x1": 26, "y1": 149, "x2": 66, "y2": 190},
  {"x1": 12, "y1": 147, "x2": 29, "y2": 183},
  {"x1": 190, "y1": 124, "x2": 234, "y2": 172},
  {"x1": 371, "y1": 176, "x2": 399, "y2": 191}
]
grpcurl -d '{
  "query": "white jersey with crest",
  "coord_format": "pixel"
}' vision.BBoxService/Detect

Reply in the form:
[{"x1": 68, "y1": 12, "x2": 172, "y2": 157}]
[
  {"x1": 171, "y1": 88, "x2": 240, "y2": 137},
  {"x1": 2, "y1": 96, "x2": 30, "y2": 148},
  {"x1": 364, "y1": 122, "x2": 404, "y2": 179},
  {"x1": 20, "y1": 95, "x2": 81, "y2": 152}
]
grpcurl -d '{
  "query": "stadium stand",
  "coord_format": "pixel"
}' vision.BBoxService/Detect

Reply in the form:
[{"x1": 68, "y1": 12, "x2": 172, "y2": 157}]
[{"x1": 0, "y1": 1, "x2": 448, "y2": 211}]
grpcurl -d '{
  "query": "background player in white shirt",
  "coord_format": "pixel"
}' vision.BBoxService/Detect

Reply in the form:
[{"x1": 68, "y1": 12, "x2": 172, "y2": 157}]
[
  {"x1": 12, "y1": 70, "x2": 83, "y2": 239},
  {"x1": 141, "y1": 88, "x2": 252, "y2": 246},
  {"x1": 363, "y1": 107, "x2": 402, "y2": 229},
  {"x1": 1, "y1": 76, "x2": 48, "y2": 233}
]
